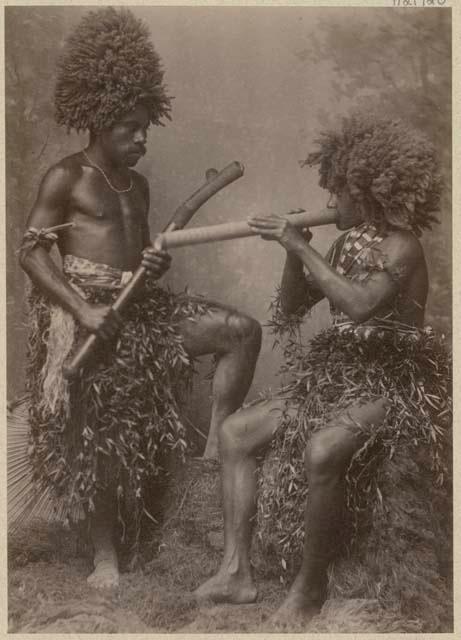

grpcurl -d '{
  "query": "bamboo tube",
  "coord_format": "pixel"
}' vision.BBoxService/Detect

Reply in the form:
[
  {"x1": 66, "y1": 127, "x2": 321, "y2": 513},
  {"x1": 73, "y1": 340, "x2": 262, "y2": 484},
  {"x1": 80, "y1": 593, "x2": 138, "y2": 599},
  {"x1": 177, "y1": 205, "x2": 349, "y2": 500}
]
[{"x1": 154, "y1": 208, "x2": 338, "y2": 250}]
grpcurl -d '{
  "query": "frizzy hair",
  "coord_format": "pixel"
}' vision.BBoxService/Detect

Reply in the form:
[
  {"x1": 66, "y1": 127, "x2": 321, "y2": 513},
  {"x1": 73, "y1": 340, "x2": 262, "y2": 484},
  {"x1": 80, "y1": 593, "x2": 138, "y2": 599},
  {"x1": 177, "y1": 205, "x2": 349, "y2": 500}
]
[
  {"x1": 54, "y1": 7, "x2": 172, "y2": 132},
  {"x1": 303, "y1": 114, "x2": 442, "y2": 235}
]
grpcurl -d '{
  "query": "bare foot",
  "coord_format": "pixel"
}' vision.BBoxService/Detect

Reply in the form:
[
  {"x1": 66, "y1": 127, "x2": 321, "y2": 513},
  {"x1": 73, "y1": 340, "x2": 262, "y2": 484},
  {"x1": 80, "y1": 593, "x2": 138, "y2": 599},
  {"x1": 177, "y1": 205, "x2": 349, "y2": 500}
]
[
  {"x1": 269, "y1": 590, "x2": 324, "y2": 631},
  {"x1": 87, "y1": 552, "x2": 119, "y2": 590},
  {"x1": 194, "y1": 572, "x2": 257, "y2": 604}
]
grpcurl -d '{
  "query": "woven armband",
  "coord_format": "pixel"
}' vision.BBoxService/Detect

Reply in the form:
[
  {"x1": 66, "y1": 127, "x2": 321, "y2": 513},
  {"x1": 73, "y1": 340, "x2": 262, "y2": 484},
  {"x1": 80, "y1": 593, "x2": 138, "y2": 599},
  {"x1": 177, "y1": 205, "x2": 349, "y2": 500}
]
[
  {"x1": 21, "y1": 227, "x2": 59, "y2": 253},
  {"x1": 357, "y1": 259, "x2": 408, "y2": 289},
  {"x1": 382, "y1": 263, "x2": 409, "y2": 287},
  {"x1": 20, "y1": 222, "x2": 75, "y2": 258}
]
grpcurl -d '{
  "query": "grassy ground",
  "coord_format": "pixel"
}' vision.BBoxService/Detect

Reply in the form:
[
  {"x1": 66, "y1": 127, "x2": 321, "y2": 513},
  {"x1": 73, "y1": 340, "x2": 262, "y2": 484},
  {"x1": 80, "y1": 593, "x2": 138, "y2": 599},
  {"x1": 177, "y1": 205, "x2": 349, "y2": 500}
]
[
  {"x1": 8, "y1": 459, "x2": 283, "y2": 633},
  {"x1": 8, "y1": 518, "x2": 283, "y2": 633},
  {"x1": 8, "y1": 458, "x2": 453, "y2": 633}
]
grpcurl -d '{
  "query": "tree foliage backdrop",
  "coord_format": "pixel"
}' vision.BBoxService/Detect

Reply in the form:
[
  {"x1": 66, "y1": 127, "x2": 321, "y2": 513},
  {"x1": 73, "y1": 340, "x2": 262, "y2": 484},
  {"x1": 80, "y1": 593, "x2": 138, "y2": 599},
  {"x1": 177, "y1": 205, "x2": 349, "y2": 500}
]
[{"x1": 6, "y1": 7, "x2": 451, "y2": 406}]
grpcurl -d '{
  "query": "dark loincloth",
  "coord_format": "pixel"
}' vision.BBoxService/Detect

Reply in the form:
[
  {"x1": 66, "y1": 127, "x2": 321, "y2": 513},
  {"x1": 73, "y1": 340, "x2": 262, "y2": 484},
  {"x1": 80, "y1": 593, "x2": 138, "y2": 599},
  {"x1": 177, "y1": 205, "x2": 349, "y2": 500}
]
[{"x1": 26, "y1": 255, "x2": 209, "y2": 521}]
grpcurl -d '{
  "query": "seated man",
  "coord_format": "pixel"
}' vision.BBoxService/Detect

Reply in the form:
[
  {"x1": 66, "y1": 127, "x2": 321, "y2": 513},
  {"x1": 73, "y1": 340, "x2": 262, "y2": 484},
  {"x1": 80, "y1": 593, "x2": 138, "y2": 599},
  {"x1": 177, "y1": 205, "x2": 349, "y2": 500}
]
[
  {"x1": 195, "y1": 114, "x2": 450, "y2": 626},
  {"x1": 19, "y1": 7, "x2": 261, "y2": 589}
]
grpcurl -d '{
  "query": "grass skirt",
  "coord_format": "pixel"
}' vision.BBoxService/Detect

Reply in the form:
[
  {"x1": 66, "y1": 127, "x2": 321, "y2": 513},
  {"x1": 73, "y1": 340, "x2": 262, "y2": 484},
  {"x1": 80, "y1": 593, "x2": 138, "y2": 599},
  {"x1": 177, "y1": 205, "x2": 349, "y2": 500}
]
[
  {"x1": 256, "y1": 324, "x2": 452, "y2": 584},
  {"x1": 26, "y1": 280, "x2": 208, "y2": 527}
]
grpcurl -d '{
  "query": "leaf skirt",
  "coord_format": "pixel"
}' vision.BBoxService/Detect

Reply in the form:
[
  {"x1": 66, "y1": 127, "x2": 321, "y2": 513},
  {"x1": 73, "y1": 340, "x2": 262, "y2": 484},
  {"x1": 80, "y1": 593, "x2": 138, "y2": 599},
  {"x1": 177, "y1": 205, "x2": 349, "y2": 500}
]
[
  {"x1": 256, "y1": 325, "x2": 452, "y2": 572},
  {"x1": 25, "y1": 281, "x2": 208, "y2": 519}
]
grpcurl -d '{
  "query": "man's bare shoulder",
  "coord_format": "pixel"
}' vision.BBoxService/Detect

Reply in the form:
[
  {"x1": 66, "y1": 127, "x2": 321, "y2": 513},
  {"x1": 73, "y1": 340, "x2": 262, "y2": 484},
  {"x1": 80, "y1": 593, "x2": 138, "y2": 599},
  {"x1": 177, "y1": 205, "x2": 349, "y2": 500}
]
[
  {"x1": 380, "y1": 229, "x2": 425, "y2": 264},
  {"x1": 378, "y1": 229, "x2": 427, "y2": 289},
  {"x1": 40, "y1": 153, "x2": 84, "y2": 193}
]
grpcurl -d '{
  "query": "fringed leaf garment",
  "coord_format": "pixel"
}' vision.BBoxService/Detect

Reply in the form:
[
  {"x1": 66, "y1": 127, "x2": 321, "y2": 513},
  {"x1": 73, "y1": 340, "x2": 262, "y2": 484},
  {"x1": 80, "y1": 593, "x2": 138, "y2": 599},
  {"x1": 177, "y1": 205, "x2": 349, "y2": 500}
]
[{"x1": 26, "y1": 255, "x2": 208, "y2": 523}]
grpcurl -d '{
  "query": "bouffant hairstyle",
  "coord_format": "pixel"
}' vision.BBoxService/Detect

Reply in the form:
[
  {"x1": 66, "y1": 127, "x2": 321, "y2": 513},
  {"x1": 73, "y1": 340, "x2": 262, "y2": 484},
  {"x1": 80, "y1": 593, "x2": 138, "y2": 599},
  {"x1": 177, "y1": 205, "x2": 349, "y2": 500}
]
[
  {"x1": 55, "y1": 7, "x2": 171, "y2": 133},
  {"x1": 304, "y1": 114, "x2": 442, "y2": 235}
]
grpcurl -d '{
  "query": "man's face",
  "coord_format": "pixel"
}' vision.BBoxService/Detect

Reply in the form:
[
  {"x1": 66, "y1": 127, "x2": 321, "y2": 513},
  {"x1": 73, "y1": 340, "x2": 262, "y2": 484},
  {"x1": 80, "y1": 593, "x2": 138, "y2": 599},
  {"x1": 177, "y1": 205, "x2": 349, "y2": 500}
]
[
  {"x1": 328, "y1": 187, "x2": 363, "y2": 231},
  {"x1": 100, "y1": 104, "x2": 150, "y2": 167}
]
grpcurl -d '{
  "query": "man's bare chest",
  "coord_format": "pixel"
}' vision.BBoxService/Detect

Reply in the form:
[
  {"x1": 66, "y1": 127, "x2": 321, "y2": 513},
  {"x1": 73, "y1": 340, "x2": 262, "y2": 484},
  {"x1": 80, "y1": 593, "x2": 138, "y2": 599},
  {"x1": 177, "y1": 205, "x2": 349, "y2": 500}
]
[
  {"x1": 70, "y1": 180, "x2": 146, "y2": 227},
  {"x1": 58, "y1": 178, "x2": 149, "y2": 269}
]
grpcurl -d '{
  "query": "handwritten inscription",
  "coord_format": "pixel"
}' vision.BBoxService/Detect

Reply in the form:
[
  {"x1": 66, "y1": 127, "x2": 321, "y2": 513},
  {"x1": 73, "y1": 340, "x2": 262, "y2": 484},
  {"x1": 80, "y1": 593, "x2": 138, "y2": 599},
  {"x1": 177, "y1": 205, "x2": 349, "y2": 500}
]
[{"x1": 392, "y1": 0, "x2": 446, "y2": 6}]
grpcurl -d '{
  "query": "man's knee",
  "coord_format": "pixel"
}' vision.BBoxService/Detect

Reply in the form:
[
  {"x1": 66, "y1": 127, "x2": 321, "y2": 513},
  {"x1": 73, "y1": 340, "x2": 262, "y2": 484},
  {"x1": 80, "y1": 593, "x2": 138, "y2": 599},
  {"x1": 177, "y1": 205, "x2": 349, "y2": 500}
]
[
  {"x1": 220, "y1": 412, "x2": 252, "y2": 458},
  {"x1": 220, "y1": 399, "x2": 284, "y2": 458},
  {"x1": 227, "y1": 312, "x2": 262, "y2": 347},
  {"x1": 305, "y1": 429, "x2": 354, "y2": 479}
]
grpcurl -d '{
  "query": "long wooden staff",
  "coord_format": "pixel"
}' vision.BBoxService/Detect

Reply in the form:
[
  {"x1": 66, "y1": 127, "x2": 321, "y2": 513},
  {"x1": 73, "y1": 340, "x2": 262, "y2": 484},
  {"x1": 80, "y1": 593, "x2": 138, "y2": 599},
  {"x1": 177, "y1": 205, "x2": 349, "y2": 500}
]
[{"x1": 63, "y1": 161, "x2": 244, "y2": 379}]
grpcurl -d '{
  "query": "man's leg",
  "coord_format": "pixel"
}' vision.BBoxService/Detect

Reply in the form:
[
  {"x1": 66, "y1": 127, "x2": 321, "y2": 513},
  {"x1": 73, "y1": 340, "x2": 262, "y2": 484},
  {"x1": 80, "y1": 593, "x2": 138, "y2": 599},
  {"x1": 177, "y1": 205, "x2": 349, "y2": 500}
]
[
  {"x1": 272, "y1": 397, "x2": 389, "y2": 626},
  {"x1": 194, "y1": 398, "x2": 291, "y2": 602},
  {"x1": 87, "y1": 488, "x2": 119, "y2": 589},
  {"x1": 87, "y1": 304, "x2": 259, "y2": 586},
  {"x1": 178, "y1": 304, "x2": 262, "y2": 459}
]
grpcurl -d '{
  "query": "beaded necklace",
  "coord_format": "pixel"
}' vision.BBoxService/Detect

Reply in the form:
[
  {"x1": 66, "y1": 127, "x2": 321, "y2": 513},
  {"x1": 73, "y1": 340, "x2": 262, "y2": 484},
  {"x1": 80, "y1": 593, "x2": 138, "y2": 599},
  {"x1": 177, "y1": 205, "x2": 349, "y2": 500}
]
[{"x1": 83, "y1": 150, "x2": 133, "y2": 194}]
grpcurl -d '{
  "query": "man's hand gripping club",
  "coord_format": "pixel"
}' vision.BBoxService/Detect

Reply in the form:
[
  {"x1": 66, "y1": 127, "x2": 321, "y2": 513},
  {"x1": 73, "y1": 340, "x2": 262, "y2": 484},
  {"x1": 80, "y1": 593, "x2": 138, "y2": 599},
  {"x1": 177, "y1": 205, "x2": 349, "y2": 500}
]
[{"x1": 77, "y1": 248, "x2": 171, "y2": 342}]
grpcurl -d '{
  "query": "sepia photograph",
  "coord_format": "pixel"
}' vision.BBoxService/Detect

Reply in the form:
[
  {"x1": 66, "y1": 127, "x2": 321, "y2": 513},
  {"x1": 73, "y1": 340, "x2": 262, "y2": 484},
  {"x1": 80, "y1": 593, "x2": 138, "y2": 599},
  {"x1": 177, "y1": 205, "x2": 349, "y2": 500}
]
[{"x1": 5, "y1": 3, "x2": 453, "y2": 633}]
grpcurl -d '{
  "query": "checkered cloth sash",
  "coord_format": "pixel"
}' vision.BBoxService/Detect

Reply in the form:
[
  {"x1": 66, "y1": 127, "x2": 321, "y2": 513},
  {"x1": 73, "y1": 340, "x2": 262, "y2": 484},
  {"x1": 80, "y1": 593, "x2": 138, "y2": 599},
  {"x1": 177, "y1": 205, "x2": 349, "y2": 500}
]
[
  {"x1": 329, "y1": 222, "x2": 386, "y2": 275},
  {"x1": 329, "y1": 223, "x2": 386, "y2": 324}
]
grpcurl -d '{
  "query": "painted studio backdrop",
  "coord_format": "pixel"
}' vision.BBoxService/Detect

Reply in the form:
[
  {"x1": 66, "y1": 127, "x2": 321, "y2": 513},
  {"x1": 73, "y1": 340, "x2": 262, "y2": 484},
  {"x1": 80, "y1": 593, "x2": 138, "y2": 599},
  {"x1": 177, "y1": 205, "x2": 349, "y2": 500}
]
[{"x1": 6, "y1": 6, "x2": 451, "y2": 439}]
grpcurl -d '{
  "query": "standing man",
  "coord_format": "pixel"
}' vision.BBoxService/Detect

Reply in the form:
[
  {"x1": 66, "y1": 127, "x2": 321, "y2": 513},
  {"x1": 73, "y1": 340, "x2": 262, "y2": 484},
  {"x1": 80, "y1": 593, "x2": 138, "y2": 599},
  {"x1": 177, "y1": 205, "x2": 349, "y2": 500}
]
[
  {"x1": 19, "y1": 7, "x2": 261, "y2": 589},
  {"x1": 195, "y1": 115, "x2": 450, "y2": 628}
]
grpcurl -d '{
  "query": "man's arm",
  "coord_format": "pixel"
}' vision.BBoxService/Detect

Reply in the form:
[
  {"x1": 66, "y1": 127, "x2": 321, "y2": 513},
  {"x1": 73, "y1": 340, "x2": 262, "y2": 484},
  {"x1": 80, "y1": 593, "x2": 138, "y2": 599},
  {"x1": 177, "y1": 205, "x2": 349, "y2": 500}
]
[
  {"x1": 19, "y1": 163, "x2": 121, "y2": 340},
  {"x1": 249, "y1": 216, "x2": 422, "y2": 323},
  {"x1": 279, "y1": 232, "x2": 325, "y2": 314}
]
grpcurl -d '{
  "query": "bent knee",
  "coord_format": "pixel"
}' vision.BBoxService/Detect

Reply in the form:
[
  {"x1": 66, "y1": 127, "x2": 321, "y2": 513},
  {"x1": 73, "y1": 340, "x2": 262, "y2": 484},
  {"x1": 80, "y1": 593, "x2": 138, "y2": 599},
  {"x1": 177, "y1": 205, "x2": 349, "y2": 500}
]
[
  {"x1": 227, "y1": 312, "x2": 262, "y2": 346},
  {"x1": 220, "y1": 412, "x2": 254, "y2": 457},
  {"x1": 219, "y1": 399, "x2": 282, "y2": 458},
  {"x1": 305, "y1": 429, "x2": 355, "y2": 478}
]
